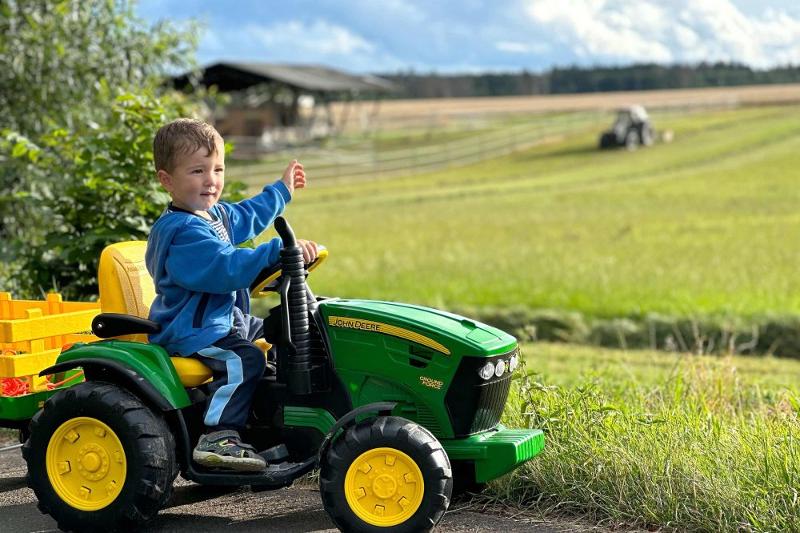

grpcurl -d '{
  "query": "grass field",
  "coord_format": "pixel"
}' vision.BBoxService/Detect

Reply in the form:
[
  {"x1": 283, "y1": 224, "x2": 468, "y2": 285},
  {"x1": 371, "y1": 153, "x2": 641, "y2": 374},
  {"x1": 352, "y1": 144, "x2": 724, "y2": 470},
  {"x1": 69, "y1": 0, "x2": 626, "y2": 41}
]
[
  {"x1": 500, "y1": 343, "x2": 800, "y2": 531},
  {"x1": 257, "y1": 104, "x2": 800, "y2": 320},
  {"x1": 524, "y1": 341, "x2": 800, "y2": 390},
  {"x1": 228, "y1": 111, "x2": 606, "y2": 182}
]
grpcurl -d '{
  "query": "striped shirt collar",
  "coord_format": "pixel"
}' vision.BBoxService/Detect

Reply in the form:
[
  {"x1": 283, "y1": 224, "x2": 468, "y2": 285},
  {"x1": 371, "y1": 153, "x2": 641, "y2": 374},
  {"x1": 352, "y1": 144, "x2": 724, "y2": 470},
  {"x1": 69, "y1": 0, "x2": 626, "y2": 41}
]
[{"x1": 167, "y1": 203, "x2": 230, "y2": 243}]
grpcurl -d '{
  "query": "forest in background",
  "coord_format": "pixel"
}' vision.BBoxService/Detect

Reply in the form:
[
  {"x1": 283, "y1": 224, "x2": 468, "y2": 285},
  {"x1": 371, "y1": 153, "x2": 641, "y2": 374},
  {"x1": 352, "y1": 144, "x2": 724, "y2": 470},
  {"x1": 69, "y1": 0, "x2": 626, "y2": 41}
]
[{"x1": 379, "y1": 62, "x2": 800, "y2": 98}]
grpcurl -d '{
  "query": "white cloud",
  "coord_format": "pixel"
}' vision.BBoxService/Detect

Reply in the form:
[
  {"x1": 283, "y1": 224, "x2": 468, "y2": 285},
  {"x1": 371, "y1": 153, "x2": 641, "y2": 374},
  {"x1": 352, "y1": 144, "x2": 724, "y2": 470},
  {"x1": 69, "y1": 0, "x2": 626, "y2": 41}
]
[
  {"x1": 232, "y1": 18, "x2": 410, "y2": 72},
  {"x1": 524, "y1": 0, "x2": 800, "y2": 67},
  {"x1": 246, "y1": 19, "x2": 375, "y2": 57},
  {"x1": 495, "y1": 41, "x2": 550, "y2": 54}
]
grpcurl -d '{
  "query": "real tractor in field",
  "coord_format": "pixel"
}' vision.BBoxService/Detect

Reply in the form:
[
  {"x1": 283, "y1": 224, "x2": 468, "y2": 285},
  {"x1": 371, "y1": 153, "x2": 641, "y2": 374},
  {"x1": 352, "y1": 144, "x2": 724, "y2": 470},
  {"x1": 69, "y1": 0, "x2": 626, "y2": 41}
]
[{"x1": 599, "y1": 105, "x2": 655, "y2": 150}]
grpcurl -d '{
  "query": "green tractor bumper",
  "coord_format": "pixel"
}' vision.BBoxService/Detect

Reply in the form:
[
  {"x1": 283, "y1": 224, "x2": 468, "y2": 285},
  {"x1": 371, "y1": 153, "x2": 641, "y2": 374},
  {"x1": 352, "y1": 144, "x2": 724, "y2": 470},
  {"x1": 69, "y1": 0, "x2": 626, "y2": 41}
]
[{"x1": 442, "y1": 426, "x2": 544, "y2": 483}]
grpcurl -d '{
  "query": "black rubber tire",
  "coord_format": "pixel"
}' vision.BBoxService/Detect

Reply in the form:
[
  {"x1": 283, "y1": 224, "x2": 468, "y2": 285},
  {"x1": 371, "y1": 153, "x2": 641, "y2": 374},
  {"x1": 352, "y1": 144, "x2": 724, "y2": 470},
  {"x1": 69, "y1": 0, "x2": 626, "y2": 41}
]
[
  {"x1": 598, "y1": 132, "x2": 615, "y2": 149},
  {"x1": 319, "y1": 416, "x2": 452, "y2": 533},
  {"x1": 23, "y1": 381, "x2": 177, "y2": 532},
  {"x1": 624, "y1": 130, "x2": 639, "y2": 151},
  {"x1": 640, "y1": 125, "x2": 654, "y2": 146}
]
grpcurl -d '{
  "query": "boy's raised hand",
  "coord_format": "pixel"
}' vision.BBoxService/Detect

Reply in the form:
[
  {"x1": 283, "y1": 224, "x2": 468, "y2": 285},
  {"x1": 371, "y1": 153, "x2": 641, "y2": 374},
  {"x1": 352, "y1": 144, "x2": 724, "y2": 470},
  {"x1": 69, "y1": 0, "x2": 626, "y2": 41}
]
[
  {"x1": 281, "y1": 160, "x2": 306, "y2": 194},
  {"x1": 297, "y1": 239, "x2": 319, "y2": 265}
]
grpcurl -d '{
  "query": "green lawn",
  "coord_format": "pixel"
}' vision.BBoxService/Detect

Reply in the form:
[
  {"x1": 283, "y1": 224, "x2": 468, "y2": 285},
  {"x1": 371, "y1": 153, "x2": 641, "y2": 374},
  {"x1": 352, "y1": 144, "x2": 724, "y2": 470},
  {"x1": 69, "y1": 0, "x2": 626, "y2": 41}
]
[
  {"x1": 264, "y1": 105, "x2": 800, "y2": 319},
  {"x1": 499, "y1": 342, "x2": 800, "y2": 531},
  {"x1": 334, "y1": 125, "x2": 497, "y2": 152},
  {"x1": 523, "y1": 341, "x2": 800, "y2": 392}
]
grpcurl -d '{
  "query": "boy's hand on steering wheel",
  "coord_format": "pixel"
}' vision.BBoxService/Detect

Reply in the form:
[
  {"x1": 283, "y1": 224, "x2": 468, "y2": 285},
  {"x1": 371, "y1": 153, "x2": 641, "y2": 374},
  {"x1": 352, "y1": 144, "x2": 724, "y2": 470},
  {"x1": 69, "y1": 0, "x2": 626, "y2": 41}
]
[
  {"x1": 281, "y1": 159, "x2": 306, "y2": 194},
  {"x1": 297, "y1": 239, "x2": 319, "y2": 265}
]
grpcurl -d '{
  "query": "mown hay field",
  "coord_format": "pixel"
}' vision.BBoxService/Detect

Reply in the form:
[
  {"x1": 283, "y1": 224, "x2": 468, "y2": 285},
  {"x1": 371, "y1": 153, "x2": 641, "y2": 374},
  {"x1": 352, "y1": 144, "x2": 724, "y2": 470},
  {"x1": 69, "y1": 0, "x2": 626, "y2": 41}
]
[
  {"x1": 256, "y1": 104, "x2": 800, "y2": 320},
  {"x1": 332, "y1": 83, "x2": 800, "y2": 130}
]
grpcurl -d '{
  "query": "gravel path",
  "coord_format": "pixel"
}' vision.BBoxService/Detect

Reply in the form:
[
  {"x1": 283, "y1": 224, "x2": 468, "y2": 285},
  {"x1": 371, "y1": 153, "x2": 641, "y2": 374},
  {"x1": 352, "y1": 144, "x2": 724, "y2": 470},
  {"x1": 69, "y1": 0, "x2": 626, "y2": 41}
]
[{"x1": 0, "y1": 444, "x2": 605, "y2": 533}]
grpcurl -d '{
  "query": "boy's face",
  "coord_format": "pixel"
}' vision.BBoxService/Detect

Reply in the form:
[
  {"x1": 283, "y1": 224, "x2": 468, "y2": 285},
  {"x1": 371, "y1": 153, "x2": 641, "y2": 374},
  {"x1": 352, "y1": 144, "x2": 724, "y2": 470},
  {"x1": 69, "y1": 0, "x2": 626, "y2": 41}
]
[{"x1": 158, "y1": 141, "x2": 225, "y2": 215}]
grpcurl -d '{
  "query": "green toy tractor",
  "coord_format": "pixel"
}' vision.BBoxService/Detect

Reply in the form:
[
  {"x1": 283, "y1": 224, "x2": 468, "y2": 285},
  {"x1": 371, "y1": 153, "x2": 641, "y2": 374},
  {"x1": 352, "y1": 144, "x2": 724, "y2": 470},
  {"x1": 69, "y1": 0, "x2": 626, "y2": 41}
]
[{"x1": 22, "y1": 217, "x2": 544, "y2": 532}]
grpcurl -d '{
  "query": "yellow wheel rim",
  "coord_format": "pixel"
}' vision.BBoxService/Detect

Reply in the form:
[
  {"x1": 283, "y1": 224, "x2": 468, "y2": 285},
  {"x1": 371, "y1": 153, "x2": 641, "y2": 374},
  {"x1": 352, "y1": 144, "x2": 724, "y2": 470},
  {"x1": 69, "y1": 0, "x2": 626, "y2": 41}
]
[
  {"x1": 45, "y1": 417, "x2": 127, "y2": 511},
  {"x1": 344, "y1": 447, "x2": 424, "y2": 527}
]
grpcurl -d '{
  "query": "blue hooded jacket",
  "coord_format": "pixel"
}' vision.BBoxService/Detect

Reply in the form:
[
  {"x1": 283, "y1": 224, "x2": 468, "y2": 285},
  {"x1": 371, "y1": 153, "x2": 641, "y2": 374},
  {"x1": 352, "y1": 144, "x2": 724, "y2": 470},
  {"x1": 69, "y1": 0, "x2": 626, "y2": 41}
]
[{"x1": 146, "y1": 180, "x2": 291, "y2": 355}]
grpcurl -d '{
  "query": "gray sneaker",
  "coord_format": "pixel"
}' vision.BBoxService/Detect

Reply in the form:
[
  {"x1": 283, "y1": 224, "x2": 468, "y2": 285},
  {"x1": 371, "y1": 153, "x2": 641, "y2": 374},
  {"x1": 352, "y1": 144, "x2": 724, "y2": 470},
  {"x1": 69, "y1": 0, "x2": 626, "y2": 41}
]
[{"x1": 192, "y1": 430, "x2": 267, "y2": 472}]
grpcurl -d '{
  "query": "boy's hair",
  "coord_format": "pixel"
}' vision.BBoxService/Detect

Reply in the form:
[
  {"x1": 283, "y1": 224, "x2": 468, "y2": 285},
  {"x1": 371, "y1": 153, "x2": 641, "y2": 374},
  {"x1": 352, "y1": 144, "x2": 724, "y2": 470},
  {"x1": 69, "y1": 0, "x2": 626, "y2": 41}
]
[{"x1": 153, "y1": 118, "x2": 222, "y2": 172}]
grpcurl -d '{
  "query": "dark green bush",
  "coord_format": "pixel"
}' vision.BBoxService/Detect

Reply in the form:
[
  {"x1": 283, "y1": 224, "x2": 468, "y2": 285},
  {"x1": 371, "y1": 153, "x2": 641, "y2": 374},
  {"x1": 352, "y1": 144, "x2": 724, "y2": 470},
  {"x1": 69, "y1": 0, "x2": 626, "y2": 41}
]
[
  {"x1": 454, "y1": 305, "x2": 800, "y2": 359},
  {"x1": 0, "y1": 1, "x2": 239, "y2": 300},
  {"x1": 3, "y1": 93, "x2": 199, "y2": 298}
]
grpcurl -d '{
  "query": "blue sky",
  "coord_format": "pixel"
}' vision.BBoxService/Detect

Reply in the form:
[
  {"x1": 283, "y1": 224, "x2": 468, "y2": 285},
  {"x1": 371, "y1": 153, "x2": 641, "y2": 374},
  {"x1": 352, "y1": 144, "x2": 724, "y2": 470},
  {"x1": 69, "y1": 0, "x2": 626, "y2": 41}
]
[{"x1": 136, "y1": 0, "x2": 800, "y2": 74}]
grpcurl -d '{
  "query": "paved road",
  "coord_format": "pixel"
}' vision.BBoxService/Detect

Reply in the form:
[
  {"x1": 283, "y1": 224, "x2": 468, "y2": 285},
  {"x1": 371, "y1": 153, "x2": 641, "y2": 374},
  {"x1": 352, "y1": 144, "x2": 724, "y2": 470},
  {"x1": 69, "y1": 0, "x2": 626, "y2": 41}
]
[{"x1": 0, "y1": 447, "x2": 593, "y2": 532}]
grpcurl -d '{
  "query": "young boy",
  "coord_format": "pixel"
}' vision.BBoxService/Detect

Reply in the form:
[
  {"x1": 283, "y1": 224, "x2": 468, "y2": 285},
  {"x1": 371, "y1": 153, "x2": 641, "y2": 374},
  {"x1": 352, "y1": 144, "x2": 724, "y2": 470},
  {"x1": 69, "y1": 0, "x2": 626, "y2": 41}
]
[{"x1": 145, "y1": 118, "x2": 318, "y2": 471}]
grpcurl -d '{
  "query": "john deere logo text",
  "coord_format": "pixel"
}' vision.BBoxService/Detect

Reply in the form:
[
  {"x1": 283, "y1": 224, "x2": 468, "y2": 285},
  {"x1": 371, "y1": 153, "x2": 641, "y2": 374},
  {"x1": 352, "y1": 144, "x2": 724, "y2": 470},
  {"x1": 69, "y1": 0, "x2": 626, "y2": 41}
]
[
  {"x1": 330, "y1": 317, "x2": 379, "y2": 332},
  {"x1": 327, "y1": 315, "x2": 451, "y2": 355}
]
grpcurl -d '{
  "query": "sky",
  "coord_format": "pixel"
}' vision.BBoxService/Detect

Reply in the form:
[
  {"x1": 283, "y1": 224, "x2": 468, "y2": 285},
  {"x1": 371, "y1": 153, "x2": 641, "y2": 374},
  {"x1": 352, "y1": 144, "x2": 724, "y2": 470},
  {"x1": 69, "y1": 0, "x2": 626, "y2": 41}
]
[{"x1": 136, "y1": 0, "x2": 800, "y2": 74}]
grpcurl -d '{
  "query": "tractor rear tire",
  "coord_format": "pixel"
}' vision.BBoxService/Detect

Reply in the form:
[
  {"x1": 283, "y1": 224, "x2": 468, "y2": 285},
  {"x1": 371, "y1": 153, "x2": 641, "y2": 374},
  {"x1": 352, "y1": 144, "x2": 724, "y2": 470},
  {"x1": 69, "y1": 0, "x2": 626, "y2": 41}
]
[
  {"x1": 319, "y1": 416, "x2": 452, "y2": 532},
  {"x1": 23, "y1": 381, "x2": 177, "y2": 532},
  {"x1": 598, "y1": 132, "x2": 615, "y2": 149}
]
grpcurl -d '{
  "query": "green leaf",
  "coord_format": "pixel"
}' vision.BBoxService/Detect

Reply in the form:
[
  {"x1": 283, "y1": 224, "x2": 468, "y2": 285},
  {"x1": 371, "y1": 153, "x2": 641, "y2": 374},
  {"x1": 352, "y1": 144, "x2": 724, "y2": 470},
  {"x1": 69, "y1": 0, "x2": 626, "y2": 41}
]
[{"x1": 11, "y1": 142, "x2": 27, "y2": 158}]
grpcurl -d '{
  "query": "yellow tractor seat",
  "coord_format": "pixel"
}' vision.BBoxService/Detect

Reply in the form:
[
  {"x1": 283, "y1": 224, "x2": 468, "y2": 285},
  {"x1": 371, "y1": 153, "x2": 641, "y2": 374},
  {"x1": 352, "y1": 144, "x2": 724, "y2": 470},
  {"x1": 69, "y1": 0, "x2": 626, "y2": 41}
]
[
  {"x1": 168, "y1": 356, "x2": 215, "y2": 388},
  {"x1": 98, "y1": 241, "x2": 214, "y2": 387}
]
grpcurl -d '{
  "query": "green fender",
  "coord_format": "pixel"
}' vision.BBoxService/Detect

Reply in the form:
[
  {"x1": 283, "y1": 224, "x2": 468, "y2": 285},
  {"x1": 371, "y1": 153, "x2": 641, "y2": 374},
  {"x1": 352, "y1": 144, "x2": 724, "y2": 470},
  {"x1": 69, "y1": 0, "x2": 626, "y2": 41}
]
[{"x1": 42, "y1": 340, "x2": 190, "y2": 410}]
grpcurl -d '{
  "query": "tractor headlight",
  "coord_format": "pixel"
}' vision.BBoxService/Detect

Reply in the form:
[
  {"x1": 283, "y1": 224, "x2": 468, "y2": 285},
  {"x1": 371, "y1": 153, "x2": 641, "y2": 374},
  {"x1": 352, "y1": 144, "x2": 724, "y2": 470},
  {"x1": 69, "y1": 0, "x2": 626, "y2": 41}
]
[
  {"x1": 494, "y1": 359, "x2": 506, "y2": 377},
  {"x1": 478, "y1": 361, "x2": 495, "y2": 380},
  {"x1": 509, "y1": 354, "x2": 519, "y2": 372}
]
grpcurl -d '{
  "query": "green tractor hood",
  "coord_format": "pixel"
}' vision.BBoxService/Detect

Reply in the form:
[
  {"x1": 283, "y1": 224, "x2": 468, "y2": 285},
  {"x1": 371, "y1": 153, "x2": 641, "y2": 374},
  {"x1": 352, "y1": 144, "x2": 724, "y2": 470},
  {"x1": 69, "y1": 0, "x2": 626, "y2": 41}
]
[
  {"x1": 318, "y1": 299, "x2": 520, "y2": 441},
  {"x1": 319, "y1": 299, "x2": 516, "y2": 357}
]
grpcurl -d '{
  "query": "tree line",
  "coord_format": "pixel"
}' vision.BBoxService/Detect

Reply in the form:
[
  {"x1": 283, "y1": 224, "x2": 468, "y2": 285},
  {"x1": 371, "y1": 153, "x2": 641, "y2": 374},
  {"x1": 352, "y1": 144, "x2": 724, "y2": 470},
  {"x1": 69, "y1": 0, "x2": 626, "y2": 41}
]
[{"x1": 379, "y1": 63, "x2": 800, "y2": 99}]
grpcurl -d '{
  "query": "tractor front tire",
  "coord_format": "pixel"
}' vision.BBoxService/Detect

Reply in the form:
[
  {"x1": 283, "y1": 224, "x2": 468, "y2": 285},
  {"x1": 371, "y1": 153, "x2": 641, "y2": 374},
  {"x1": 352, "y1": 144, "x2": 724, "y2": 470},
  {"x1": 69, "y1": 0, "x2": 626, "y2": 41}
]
[
  {"x1": 23, "y1": 381, "x2": 177, "y2": 532},
  {"x1": 625, "y1": 130, "x2": 640, "y2": 150},
  {"x1": 320, "y1": 416, "x2": 452, "y2": 532},
  {"x1": 640, "y1": 124, "x2": 655, "y2": 146}
]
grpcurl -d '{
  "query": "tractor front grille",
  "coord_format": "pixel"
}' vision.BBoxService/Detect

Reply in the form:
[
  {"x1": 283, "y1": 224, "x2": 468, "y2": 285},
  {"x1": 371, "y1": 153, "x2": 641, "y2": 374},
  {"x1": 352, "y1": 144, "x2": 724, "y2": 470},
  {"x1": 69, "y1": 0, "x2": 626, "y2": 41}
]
[{"x1": 444, "y1": 350, "x2": 515, "y2": 437}]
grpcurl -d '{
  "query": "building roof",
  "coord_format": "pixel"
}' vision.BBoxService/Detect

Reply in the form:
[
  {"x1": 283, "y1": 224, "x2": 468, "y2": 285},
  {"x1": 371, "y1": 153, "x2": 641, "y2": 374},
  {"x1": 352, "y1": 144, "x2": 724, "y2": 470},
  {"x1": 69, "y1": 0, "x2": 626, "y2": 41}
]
[{"x1": 172, "y1": 61, "x2": 395, "y2": 94}]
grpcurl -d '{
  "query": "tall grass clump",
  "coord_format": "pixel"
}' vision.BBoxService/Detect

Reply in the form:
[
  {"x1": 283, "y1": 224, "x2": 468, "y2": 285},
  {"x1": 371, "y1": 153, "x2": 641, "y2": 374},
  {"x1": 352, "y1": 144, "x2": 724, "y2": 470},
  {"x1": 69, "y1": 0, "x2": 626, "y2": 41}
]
[{"x1": 498, "y1": 356, "x2": 800, "y2": 532}]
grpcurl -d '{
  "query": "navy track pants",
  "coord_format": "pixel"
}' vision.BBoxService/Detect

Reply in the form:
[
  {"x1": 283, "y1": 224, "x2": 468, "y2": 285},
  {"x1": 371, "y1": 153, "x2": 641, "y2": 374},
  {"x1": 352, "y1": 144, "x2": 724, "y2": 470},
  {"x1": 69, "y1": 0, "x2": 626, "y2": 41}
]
[{"x1": 195, "y1": 311, "x2": 266, "y2": 430}]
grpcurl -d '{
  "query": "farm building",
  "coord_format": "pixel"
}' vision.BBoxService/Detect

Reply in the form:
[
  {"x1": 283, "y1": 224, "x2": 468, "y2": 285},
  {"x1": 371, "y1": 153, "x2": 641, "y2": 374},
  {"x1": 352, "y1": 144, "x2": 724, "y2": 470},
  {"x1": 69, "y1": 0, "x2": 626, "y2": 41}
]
[{"x1": 172, "y1": 62, "x2": 395, "y2": 154}]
